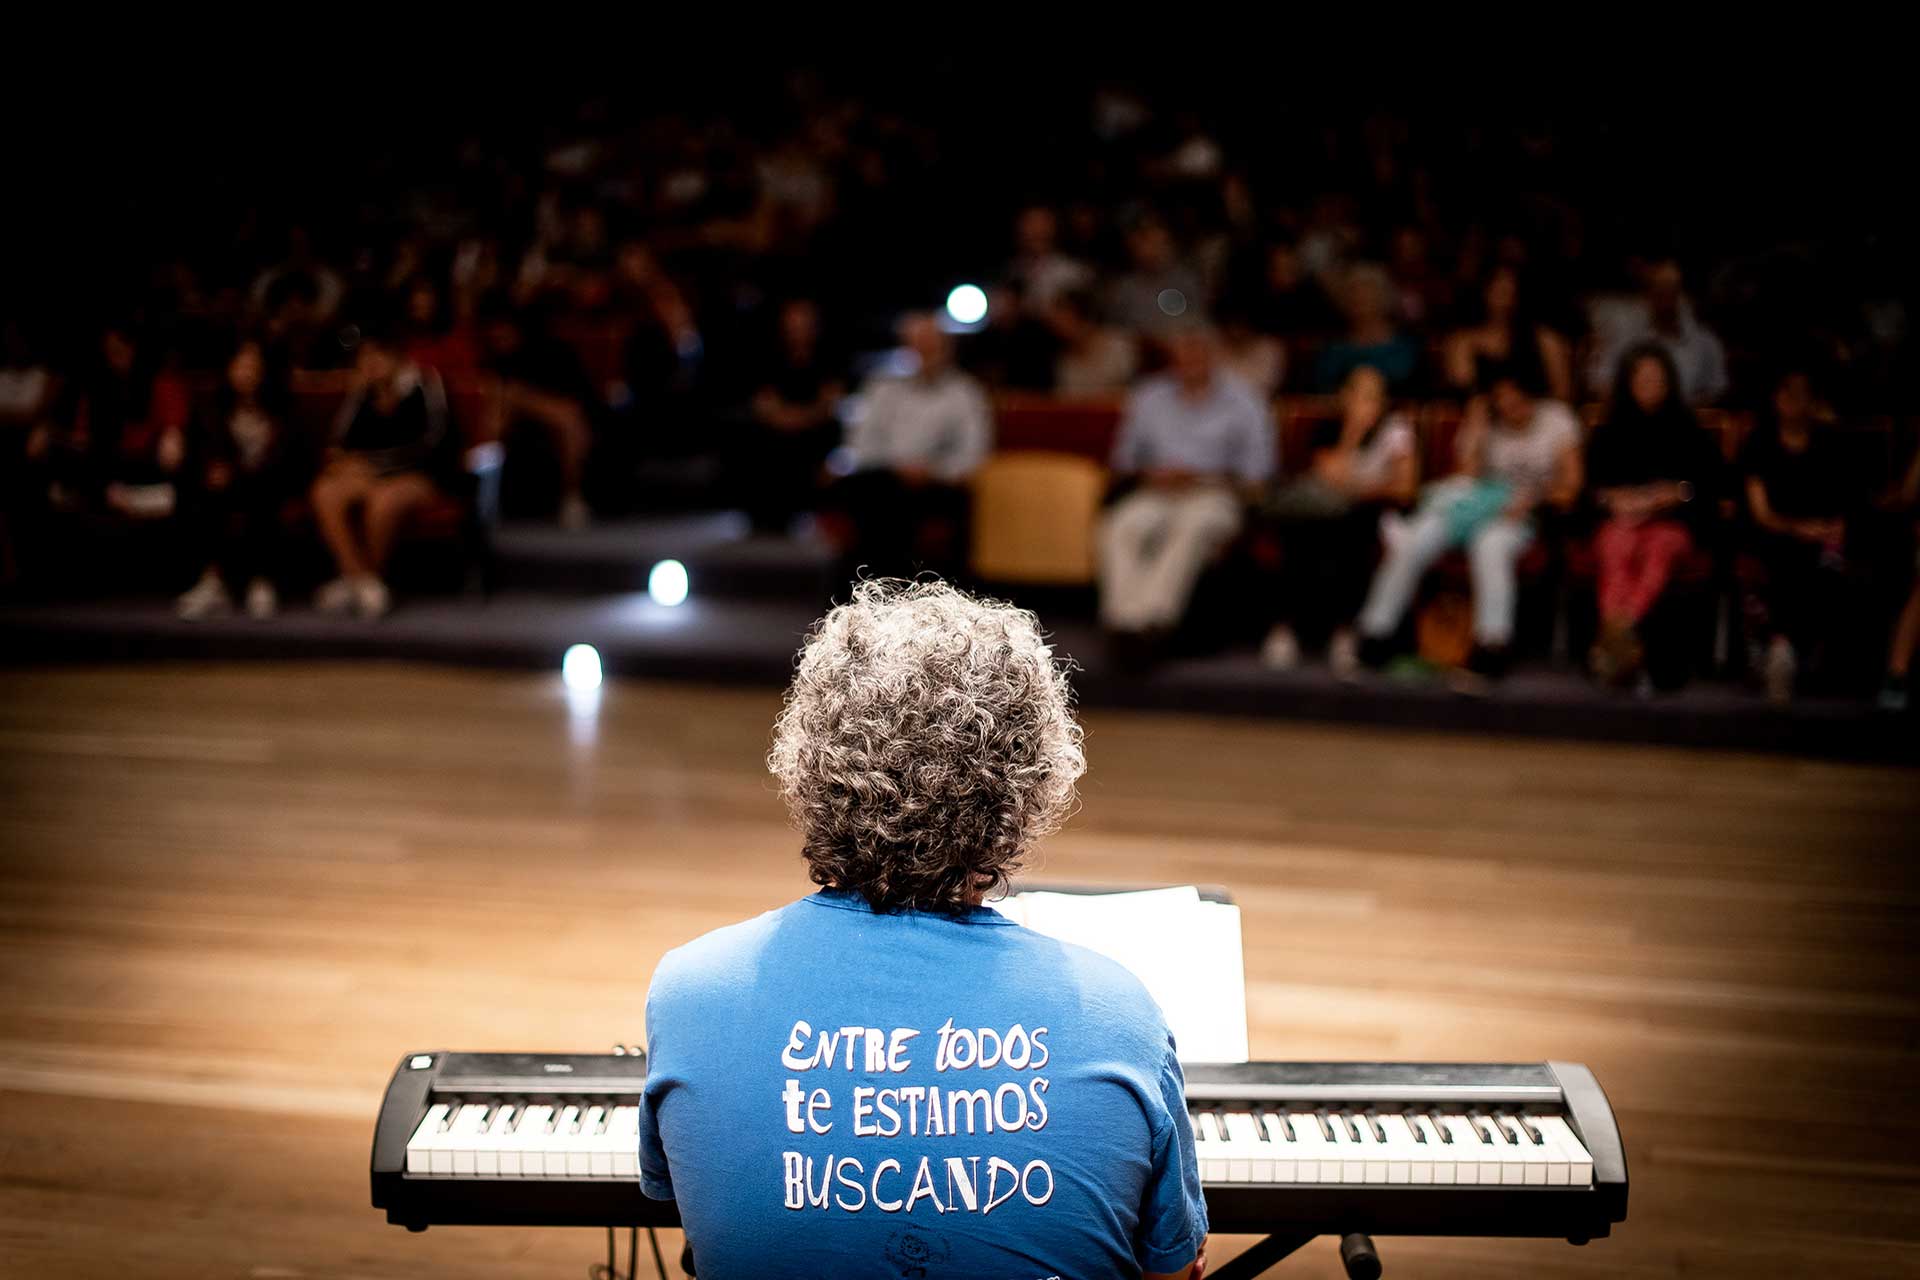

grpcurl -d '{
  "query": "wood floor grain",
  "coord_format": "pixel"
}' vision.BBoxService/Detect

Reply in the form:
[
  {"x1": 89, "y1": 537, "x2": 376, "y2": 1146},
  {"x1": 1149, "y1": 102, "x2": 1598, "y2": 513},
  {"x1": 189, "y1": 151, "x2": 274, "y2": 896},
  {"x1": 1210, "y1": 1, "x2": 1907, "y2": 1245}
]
[{"x1": 0, "y1": 662, "x2": 1916, "y2": 1278}]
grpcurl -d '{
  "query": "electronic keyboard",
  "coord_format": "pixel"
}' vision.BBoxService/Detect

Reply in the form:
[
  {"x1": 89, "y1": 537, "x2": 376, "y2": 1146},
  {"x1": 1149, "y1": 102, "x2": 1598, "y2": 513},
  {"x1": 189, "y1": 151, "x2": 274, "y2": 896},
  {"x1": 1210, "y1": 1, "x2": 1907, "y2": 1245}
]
[{"x1": 371, "y1": 1052, "x2": 1627, "y2": 1249}]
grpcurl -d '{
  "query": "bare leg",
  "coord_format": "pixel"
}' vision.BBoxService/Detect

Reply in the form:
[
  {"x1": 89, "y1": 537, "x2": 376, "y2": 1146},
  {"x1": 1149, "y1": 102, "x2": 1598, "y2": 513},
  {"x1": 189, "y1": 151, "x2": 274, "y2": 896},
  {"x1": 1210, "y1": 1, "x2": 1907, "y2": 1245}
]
[
  {"x1": 1890, "y1": 579, "x2": 1920, "y2": 678},
  {"x1": 363, "y1": 472, "x2": 439, "y2": 573},
  {"x1": 311, "y1": 458, "x2": 374, "y2": 579}
]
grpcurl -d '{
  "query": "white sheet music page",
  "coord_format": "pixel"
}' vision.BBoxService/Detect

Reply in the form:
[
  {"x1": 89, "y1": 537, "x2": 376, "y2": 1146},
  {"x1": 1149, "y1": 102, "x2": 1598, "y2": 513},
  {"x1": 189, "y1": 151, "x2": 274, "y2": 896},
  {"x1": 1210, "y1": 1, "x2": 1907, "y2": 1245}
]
[{"x1": 991, "y1": 886, "x2": 1249, "y2": 1064}]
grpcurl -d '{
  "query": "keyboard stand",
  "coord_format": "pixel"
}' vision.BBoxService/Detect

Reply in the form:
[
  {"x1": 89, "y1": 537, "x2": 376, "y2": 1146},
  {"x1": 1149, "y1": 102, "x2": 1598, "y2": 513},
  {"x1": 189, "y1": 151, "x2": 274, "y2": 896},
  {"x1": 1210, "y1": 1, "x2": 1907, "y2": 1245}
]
[{"x1": 1209, "y1": 1231, "x2": 1381, "y2": 1279}]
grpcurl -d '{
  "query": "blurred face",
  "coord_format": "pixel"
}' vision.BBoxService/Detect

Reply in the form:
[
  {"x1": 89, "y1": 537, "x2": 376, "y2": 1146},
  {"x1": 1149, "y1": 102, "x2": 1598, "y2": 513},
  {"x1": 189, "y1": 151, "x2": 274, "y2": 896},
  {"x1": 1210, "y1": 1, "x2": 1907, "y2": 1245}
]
[
  {"x1": 1491, "y1": 380, "x2": 1532, "y2": 426},
  {"x1": 1169, "y1": 329, "x2": 1216, "y2": 384},
  {"x1": 1647, "y1": 262, "x2": 1683, "y2": 322},
  {"x1": 1345, "y1": 271, "x2": 1388, "y2": 323},
  {"x1": 227, "y1": 343, "x2": 264, "y2": 397},
  {"x1": 1266, "y1": 244, "x2": 1301, "y2": 289},
  {"x1": 1341, "y1": 366, "x2": 1387, "y2": 422},
  {"x1": 1485, "y1": 269, "x2": 1518, "y2": 320},
  {"x1": 103, "y1": 330, "x2": 135, "y2": 374},
  {"x1": 356, "y1": 340, "x2": 400, "y2": 385},
  {"x1": 1775, "y1": 373, "x2": 1814, "y2": 423},
  {"x1": 1016, "y1": 207, "x2": 1056, "y2": 256},
  {"x1": 1628, "y1": 355, "x2": 1669, "y2": 414},
  {"x1": 780, "y1": 300, "x2": 819, "y2": 349},
  {"x1": 407, "y1": 282, "x2": 437, "y2": 326},
  {"x1": 901, "y1": 314, "x2": 949, "y2": 370},
  {"x1": 1128, "y1": 223, "x2": 1173, "y2": 271}
]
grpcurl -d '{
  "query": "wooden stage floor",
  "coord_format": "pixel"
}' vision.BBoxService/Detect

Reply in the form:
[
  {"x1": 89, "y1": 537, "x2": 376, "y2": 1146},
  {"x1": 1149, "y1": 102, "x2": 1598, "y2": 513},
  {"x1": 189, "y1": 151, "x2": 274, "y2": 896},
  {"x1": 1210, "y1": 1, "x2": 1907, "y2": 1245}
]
[{"x1": 0, "y1": 662, "x2": 1915, "y2": 1278}]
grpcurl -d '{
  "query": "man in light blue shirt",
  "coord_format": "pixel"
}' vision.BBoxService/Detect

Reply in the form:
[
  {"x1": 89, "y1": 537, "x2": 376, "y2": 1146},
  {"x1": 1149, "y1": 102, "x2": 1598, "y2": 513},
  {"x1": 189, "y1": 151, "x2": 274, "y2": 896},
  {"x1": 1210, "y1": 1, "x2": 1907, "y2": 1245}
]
[
  {"x1": 640, "y1": 581, "x2": 1208, "y2": 1279},
  {"x1": 1100, "y1": 328, "x2": 1275, "y2": 644}
]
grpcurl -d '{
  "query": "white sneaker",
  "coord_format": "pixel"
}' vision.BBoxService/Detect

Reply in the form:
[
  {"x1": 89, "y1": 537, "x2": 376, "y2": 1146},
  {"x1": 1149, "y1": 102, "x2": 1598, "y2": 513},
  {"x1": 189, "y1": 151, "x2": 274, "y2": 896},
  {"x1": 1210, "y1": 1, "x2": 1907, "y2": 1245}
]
[
  {"x1": 353, "y1": 575, "x2": 391, "y2": 619},
  {"x1": 176, "y1": 570, "x2": 231, "y2": 621},
  {"x1": 559, "y1": 492, "x2": 591, "y2": 531},
  {"x1": 1328, "y1": 628, "x2": 1361, "y2": 680},
  {"x1": 1260, "y1": 625, "x2": 1301, "y2": 671},
  {"x1": 1765, "y1": 636, "x2": 1796, "y2": 704},
  {"x1": 315, "y1": 577, "x2": 357, "y2": 615},
  {"x1": 245, "y1": 578, "x2": 277, "y2": 620}
]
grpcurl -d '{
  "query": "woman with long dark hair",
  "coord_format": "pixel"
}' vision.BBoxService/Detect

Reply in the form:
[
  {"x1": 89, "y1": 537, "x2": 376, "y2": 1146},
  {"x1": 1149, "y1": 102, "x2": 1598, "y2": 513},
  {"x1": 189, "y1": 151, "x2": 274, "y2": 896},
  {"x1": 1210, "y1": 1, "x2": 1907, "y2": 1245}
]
[
  {"x1": 1584, "y1": 343, "x2": 1719, "y2": 684},
  {"x1": 175, "y1": 340, "x2": 307, "y2": 619},
  {"x1": 1442, "y1": 265, "x2": 1573, "y2": 403}
]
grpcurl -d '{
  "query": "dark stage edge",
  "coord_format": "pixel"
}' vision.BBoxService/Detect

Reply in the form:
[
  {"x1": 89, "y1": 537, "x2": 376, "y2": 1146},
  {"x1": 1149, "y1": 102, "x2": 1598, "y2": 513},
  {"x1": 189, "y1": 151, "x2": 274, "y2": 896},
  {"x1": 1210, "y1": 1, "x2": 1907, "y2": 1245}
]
[{"x1": 3, "y1": 594, "x2": 1913, "y2": 762}]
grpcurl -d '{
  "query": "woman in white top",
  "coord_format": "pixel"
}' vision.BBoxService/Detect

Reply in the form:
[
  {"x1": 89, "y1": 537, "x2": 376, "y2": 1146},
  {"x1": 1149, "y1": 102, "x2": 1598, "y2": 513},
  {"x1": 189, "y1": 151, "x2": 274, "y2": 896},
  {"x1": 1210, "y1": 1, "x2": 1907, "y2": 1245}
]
[
  {"x1": 1259, "y1": 365, "x2": 1418, "y2": 674},
  {"x1": 1355, "y1": 362, "x2": 1583, "y2": 680}
]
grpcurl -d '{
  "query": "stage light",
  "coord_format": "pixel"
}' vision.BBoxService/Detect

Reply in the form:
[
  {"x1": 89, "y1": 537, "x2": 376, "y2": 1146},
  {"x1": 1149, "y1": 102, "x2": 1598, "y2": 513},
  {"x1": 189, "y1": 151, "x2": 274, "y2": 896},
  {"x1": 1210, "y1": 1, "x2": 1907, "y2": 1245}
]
[
  {"x1": 562, "y1": 644, "x2": 603, "y2": 692},
  {"x1": 648, "y1": 559, "x2": 690, "y2": 607},
  {"x1": 946, "y1": 284, "x2": 989, "y2": 326}
]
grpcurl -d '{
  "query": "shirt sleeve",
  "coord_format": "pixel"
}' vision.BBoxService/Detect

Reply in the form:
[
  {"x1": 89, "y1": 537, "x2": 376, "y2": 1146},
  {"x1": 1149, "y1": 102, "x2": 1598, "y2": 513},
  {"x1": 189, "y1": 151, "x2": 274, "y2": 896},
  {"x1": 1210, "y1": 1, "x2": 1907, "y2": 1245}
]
[
  {"x1": 637, "y1": 993, "x2": 675, "y2": 1200},
  {"x1": 933, "y1": 379, "x2": 993, "y2": 483},
  {"x1": 846, "y1": 378, "x2": 892, "y2": 472},
  {"x1": 1110, "y1": 389, "x2": 1149, "y2": 473},
  {"x1": 1134, "y1": 1037, "x2": 1207, "y2": 1274},
  {"x1": 1236, "y1": 392, "x2": 1278, "y2": 485}
]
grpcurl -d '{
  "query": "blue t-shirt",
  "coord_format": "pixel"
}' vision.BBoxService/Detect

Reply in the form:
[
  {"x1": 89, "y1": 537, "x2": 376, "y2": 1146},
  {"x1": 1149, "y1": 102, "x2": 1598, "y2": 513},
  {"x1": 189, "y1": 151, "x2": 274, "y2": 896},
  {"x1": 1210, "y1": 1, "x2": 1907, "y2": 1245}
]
[{"x1": 639, "y1": 890, "x2": 1207, "y2": 1279}]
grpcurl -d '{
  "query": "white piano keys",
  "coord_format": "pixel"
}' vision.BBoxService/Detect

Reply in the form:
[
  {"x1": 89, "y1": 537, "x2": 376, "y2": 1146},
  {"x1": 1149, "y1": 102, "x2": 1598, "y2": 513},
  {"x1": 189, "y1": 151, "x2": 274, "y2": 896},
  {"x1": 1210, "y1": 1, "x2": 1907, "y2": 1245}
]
[
  {"x1": 544, "y1": 1105, "x2": 583, "y2": 1177},
  {"x1": 1222, "y1": 1111, "x2": 1268, "y2": 1182},
  {"x1": 1532, "y1": 1114, "x2": 1594, "y2": 1186},
  {"x1": 404, "y1": 1103, "x2": 451, "y2": 1175},
  {"x1": 1258, "y1": 1112, "x2": 1298, "y2": 1182},
  {"x1": 1407, "y1": 1113, "x2": 1443, "y2": 1183},
  {"x1": 1499, "y1": 1115, "x2": 1550, "y2": 1185},
  {"x1": 1285, "y1": 1111, "x2": 1327, "y2": 1182},
  {"x1": 1377, "y1": 1113, "x2": 1416, "y2": 1184},
  {"x1": 474, "y1": 1105, "x2": 515, "y2": 1176},
  {"x1": 1193, "y1": 1111, "x2": 1226, "y2": 1182},
  {"x1": 567, "y1": 1106, "x2": 603, "y2": 1177},
  {"x1": 1439, "y1": 1114, "x2": 1485, "y2": 1184},
  {"x1": 503, "y1": 1104, "x2": 555, "y2": 1177},
  {"x1": 608, "y1": 1105, "x2": 642, "y2": 1178},
  {"x1": 446, "y1": 1103, "x2": 491, "y2": 1175}
]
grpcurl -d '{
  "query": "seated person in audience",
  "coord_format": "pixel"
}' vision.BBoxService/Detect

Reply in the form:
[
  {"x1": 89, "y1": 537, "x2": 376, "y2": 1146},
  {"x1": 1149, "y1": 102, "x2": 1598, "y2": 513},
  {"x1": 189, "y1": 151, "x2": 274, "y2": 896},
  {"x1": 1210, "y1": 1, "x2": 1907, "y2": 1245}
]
[
  {"x1": 175, "y1": 341, "x2": 308, "y2": 621},
  {"x1": 399, "y1": 276, "x2": 481, "y2": 383},
  {"x1": 1259, "y1": 365, "x2": 1416, "y2": 675},
  {"x1": 640, "y1": 579, "x2": 1208, "y2": 1280},
  {"x1": 1108, "y1": 217, "x2": 1211, "y2": 339},
  {"x1": 1216, "y1": 306, "x2": 1285, "y2": 399},
  {"x1": 1586, "y1": 258, "x2": 1729, "y2": 405},
  {"x1": 1583, "y1": 343, "x2": 1722, "y2": 686},
  {"x1": 478, "y1": 301, "x2": 595, "y2": 528},
  {"x1": 1099, "y1": 326, "x2": 1274, "y2": 659},
  {"x1": 832, "y1": 313, "x2": 992, "y2": 579},
  {"x1": 1314, "y1": 264, "x2": 1421, "y2": 394},
  {"x1": 1004, "y1": 205, "x2": 1094, "y2": 312},
  {"x1": 1739, "y1": 369, "x2": 1857, "y2": 702},
  {"x1": 1223, "y1": 240, "x2": 1339, "y2": 340},
  {"x1": 1879, "y1": 443, "x2": 1920, "y2": 711},
  {"x1": 1355, "y1": 362, "x2": 1583, "y2": 680},
  {"x1": 42, "y1": 324, "x2": 192, "y2": 518},
  {"x1": 739, "y1": 298, "x2": 844, "y2": 534},
  {"x1": 1443, "y1": 265, "x2": 1573, "y2": 404},
  {"x1": 1049, "y1": 288, "x2": 1138, "y2": 396},
  {"x1": 309, "y1": 330, "x2": 452, "y2": 619}
]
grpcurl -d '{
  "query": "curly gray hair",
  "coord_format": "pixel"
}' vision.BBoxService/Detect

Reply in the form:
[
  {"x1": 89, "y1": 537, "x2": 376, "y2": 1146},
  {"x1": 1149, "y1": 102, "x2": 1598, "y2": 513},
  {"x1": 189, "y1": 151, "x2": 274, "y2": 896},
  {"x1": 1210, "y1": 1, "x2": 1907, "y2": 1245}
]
[{"x1": 769, "y1": 579, "x2": 1086, "y2": 913}]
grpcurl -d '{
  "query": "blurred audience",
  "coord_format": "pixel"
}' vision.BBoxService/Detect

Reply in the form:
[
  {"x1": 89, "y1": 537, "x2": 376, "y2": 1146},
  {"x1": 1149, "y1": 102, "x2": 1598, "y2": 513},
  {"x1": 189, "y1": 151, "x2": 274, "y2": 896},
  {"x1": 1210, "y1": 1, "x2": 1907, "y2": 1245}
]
[
  {"x1": 1316, "y1": 264, "x2": 1421, "y2": 394},
  {"x1": 1259, "y1": 366, "x2": 1417, "y2": 675},
  {"x1": 175, "y1": 341, "x2": 305, "y2": 620},
  {"x1": 1099, "y1": 327, "x2": 1274, "y2": 660},
  {"x1": 1356, "y1": 364, "x2": 1583, "y2": 681},
  {"x1": 738, "y1": 298, "x2": 844, "y2": 533},
  {"x1": 1108, "y1": 218, "x2": 1210, "y2": 338},
  {"x1": 309, "y1": 332, "x2": 452, "y2": 619},
  {"x1": 1583, "y1": 344, "x2": 1723, "y2": 686},
  {"x1": 1739, "y1": 370, "x2": 1856, "y2": 701},
  {"x1": 1587, "y1": 259, "x2": 1730, "y2": 405},
  {"x1": 1050, "y1": 289, "x2": 1138, "y2": 396},
  {"x1": 1444, "y1": 266, "x2": 1573, "y2": 403},
  {"x1": 833, "y1": 313, "x2": 990, "y2": 578}
]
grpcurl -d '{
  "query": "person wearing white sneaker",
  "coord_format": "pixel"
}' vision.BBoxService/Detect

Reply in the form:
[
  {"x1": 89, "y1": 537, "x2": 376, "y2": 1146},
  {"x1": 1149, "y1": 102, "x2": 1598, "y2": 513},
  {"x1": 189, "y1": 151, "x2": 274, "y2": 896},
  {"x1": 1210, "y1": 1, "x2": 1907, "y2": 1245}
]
[
  {"x1": 1256, "y1": 367, "x2": 1418, "y2": 673},
  {"x1": 175, "y1": 341, "x2": 302, "y2": 624},
  {"x1": 244, "y1": 577, "x2": 278, "y2": 620},
  {"x1": 175, "y1": 568, "x2": 232, "y2": 620},
  {"x1": 309, "y1": 330, "x2": 451, "y2": 620}
]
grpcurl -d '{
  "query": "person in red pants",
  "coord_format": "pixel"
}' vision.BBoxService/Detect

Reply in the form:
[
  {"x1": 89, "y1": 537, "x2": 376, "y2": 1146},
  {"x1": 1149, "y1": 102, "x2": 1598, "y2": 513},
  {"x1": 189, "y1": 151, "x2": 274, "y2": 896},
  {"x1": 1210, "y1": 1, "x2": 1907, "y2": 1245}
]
[{"x1": 1584, "y1": 343, "x2": 1721, "y2": 685}]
